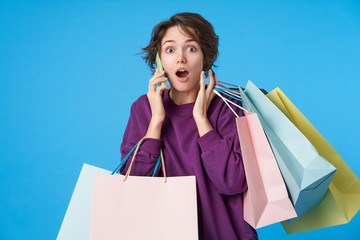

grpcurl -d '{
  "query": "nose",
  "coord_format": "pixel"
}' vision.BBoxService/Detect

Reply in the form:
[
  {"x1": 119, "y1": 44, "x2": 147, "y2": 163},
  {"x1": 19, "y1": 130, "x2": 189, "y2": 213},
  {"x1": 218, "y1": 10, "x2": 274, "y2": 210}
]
[
  {"x1": 177, "y1": 57, "x2": 186, "y2": 64},
  {"x1": 176, "y1": 53, "x2": 187, "y2": 64}
]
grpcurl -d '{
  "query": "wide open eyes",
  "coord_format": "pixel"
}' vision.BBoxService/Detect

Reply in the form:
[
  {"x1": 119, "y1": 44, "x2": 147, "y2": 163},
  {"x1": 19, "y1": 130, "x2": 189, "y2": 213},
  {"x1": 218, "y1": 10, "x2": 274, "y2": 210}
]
[
  {"x1": 187, "y1": 46, "x2": 196, "y2": 52},
  {"x1": 165, "y1": 47, "x2": 174, "y2": 53},
  {"x1": 165, "y1": 46, "x2": 197, "y2": 53}
]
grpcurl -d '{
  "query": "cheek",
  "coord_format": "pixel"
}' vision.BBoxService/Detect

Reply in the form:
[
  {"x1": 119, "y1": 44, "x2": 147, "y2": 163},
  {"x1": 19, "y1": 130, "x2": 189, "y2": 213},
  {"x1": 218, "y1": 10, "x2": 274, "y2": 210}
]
[
  {"x1": 160, "y1": 56, "x2": 174, "y2": 72},
  {"x1": 194, "y1": 56, "x2": 204, "y2": 72},
  {"x1": 194, "y1": 52, "x2": 204, "y2": 68}
]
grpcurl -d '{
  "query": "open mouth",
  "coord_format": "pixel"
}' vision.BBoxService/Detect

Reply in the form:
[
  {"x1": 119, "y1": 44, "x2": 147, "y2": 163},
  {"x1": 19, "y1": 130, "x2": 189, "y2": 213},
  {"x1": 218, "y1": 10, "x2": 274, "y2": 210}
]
[{"x1": 176, "y1": 70, "x2": 189, "y2": 78}]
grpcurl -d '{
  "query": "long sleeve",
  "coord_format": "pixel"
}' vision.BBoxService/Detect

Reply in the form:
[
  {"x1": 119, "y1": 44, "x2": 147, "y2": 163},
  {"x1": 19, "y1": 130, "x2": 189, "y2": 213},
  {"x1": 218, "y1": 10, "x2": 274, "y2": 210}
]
[
  {"x1": 118, "y1": 90, "x2": 257, "y2": 239},
  {"x1": 197, "y1": 98, "x2": 247, "y2": 196},
  {"x1": 119, "y1": 95, "x2": 162, "y2": 176}
]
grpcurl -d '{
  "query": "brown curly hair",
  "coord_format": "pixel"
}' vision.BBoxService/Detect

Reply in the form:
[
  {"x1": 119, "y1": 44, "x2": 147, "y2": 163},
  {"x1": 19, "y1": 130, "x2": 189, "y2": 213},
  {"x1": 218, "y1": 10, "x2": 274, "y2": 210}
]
[{"x1": 141, "y1": 12, "x2": 219, "y2": 77}]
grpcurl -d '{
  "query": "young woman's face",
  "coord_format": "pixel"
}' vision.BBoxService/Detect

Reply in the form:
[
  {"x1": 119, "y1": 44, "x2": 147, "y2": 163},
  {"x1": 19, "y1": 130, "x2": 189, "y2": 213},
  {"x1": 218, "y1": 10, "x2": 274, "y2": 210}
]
[{"x1": 160, "y1": 26, "x2": 204, "y2": 93}]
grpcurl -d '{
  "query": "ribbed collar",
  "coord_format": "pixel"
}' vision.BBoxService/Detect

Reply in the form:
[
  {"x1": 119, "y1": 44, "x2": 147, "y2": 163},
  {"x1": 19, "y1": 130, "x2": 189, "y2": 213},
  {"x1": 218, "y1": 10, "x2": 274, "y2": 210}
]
[{"x1": 163, "y1": 89, "x2": 195, "y2": 114}]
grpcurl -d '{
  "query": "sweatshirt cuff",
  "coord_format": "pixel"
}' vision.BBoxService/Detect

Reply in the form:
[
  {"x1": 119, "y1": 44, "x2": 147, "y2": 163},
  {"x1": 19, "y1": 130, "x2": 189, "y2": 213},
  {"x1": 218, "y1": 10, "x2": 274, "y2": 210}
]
[
  {"x1": 140, "y1": 138, "x2": 163, "y2": 154},
  {"x1": 197, "y1": 129, "x2": 222, "y2": 152}
]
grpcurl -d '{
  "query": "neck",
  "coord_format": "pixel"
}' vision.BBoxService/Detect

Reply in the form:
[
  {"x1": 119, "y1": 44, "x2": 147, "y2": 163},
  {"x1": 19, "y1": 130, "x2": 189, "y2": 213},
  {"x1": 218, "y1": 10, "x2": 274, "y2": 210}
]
[{"x1": 169, "y1": 86, "x2": 200, "y2": 105}]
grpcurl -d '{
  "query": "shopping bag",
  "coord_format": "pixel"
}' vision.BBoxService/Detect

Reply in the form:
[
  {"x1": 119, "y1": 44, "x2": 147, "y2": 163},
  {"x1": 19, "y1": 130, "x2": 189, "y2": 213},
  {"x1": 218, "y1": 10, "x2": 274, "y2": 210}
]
[
  {"x1": 57, "y1": 164, "x2": 111, "y2": 240},
  {"x1": 236, "y1": 111, "x2": 297, "y2": 228},
  {"x1": 266, "y1": 87, "x2": 360, "y2": 233},
  {"x1": 57, "y1": 141, "x2": 143, "y2": 239},
  {"x1": 239, "y1": 81, "x2": 336, "y2": 217},
  {"x1": 90, "y1": 138, "x2": 198, "y2": 240}
]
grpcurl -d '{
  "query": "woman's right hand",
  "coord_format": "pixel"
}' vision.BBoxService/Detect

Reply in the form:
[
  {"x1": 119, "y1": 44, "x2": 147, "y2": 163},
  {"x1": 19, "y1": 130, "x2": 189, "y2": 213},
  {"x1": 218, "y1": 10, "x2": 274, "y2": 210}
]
[{"x1": 145, "y1": 68, "x2": 170, "y2": 139}]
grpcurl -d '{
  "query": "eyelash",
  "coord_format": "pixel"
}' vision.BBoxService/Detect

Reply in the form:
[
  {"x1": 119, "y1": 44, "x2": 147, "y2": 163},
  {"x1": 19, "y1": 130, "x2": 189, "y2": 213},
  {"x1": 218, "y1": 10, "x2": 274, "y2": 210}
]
[{"x1": 165, "y1": 46, "x2": 197, "y2": 53}]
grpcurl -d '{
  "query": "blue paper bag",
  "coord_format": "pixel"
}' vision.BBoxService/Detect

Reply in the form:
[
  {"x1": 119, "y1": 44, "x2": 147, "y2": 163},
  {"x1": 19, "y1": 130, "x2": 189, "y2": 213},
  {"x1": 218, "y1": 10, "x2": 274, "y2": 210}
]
[
  {"x1": 239, "y1": 81, "x2": 336, "y2": 217},
  {"x1": 57, "y1": 164, "x2": 111, "y2": 240}
]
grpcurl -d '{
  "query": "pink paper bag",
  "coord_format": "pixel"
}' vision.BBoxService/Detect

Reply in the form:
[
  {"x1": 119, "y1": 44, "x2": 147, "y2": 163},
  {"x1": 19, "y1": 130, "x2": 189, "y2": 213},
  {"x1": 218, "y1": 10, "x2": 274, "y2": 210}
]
[
  {"x1": 236, "y1": 112, "x2": 297, "y2": 228},
  {"x1": 90, "y1": 139, "x2": 198, "y2": 240},
  {"x1": 90, "y1": 174, "x2": 198, "y2": 240}
]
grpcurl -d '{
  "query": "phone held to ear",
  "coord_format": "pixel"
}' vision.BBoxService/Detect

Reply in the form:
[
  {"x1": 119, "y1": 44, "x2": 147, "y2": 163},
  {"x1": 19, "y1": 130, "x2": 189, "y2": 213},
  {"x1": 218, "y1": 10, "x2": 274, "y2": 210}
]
[{"x1": 156, "y1": 52, "x2": 165, "y2": 88}]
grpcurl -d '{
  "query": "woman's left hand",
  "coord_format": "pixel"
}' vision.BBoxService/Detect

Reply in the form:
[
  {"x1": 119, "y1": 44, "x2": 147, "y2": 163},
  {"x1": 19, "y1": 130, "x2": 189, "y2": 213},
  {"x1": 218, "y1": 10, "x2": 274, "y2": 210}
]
[{"x1": 193, "y1": 69, "x2": 216, "y2": 137}]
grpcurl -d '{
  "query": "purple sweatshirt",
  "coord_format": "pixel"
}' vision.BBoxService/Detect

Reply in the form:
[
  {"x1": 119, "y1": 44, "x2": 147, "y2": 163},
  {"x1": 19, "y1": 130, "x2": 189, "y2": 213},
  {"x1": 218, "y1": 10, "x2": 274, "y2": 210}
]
[{"x1": 120, "y1": 90, "x2": 258, "y2": 240}]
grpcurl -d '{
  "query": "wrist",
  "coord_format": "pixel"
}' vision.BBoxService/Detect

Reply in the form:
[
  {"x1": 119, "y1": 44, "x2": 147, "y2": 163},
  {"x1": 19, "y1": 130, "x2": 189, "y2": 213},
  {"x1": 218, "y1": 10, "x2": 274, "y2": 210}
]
[
  {"x1": 145, "y1": 118, "x2": 163, "y2": 139},
  {"x1": 194, "y1": 117, "x2": 213, "y2": 137},
  {"x1": 194, "y1": 115, "x2": 207, "y2": 125}
]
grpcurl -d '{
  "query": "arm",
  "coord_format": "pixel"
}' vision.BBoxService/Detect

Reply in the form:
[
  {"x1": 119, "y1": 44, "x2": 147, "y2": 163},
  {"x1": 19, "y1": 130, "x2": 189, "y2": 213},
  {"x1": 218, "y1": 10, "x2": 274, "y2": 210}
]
[
  {"x1": 193, "y1": 70, "x2": 215, "y2": 137},
  {"x1": 119, "y1": 101, "x2": 163, "y2": 176},
  {"x1": 194, "y1": 71, "x2": 247, "y2": 195},
  {"x1": 197, "y1": 128, "x2": 247, "y2": 196},
  {"x1": 120, "y1": 69, "x2": 170, "y2": 176}
]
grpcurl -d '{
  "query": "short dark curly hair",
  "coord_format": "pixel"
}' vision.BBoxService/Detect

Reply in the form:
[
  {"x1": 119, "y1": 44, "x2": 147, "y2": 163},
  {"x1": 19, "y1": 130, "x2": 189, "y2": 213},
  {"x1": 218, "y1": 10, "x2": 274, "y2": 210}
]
[{"x1": 141, "y1": 12, "x2": 219, "y2": 76}]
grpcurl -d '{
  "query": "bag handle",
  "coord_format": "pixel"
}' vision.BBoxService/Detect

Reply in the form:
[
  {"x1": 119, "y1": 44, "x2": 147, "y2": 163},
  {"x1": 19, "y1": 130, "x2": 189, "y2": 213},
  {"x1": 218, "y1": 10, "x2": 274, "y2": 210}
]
[
  {"x1": 213, "y1": 87, "x2": 242, "y2": 101},
  {"x1": 123, "y1": 137, "x2": 167, "y2": 183},
  {"x1": 111, "y1": 140, "x2": 141, "y2": 175},
  {"x1": 213, "y1": 89, "x2": 248, "y2": 118}
]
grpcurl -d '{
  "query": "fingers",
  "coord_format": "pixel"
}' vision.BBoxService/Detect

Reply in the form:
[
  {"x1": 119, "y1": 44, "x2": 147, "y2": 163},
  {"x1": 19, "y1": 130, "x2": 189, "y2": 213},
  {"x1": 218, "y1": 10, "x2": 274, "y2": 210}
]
[
  {"x1": 206, "y1": 69, "x2": 216, "y2": 107},
  {"x1": 209, "y1": 88, "x2": 216, "y2": 101},
  {"x1": 150, "y1": 69, "x2": 165, "y2": 84},
  {"x1": 207, "y1": 69, "x2": 215, "y2": 93},
  {"x1": 153, "y1": 76, "x2": 168, "y2": 86},
  {"x1": 155, "y1": 69, "x2": 166, "y2": 79},
  {"x1": 149, "y1": 69, "x2": 167, "y2": 92},
  {"x1": 156, "y1": 84, "x2": 170, "y2": 96},
  {"x1": 200, "y1": 71, "x2": 205, "y2": 91}
]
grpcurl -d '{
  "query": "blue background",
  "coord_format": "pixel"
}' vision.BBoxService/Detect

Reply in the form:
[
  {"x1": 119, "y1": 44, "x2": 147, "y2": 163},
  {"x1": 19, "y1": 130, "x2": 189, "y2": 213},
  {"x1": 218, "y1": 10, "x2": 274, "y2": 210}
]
[{"x1": 1, "y1": 0, "x2": 359, "y2": 239}]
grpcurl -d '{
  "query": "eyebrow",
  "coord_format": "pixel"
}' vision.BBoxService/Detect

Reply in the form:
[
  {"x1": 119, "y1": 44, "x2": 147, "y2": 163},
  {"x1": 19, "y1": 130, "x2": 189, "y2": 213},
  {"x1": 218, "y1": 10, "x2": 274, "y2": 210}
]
[{"x1": 162, "y1": 39, "x2": 198, "y2": 46}]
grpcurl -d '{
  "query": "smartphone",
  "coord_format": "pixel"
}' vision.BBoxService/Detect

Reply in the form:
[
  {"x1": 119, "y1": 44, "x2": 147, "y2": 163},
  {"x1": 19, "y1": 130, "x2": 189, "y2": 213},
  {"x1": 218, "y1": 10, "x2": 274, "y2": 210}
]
[{"x1": 155, "y1": 52, "x2": 165, "y2": 88}]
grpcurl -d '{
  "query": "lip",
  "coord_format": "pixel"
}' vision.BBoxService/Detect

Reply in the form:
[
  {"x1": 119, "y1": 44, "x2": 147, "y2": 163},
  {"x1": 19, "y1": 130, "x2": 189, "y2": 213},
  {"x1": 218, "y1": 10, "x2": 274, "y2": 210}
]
[
  {"x1": 176, "y1": 74, "x2": 190, "y2": 82},
  {"x1": 176, "y1": 65, "x2": 188, "y2": 70},
  {"x1": 175, "y1": 67, "x2": 190, "y2": 82}
]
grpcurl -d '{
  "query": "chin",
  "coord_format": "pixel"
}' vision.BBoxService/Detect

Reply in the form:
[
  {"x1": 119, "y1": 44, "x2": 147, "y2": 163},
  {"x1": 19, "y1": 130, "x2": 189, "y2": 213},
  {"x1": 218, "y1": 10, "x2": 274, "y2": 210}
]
[
  {"x1": 169, "y1": 75, "x2": 199, "y2": 92},
  {"x1": 172, "y1": 84, "x2": 198, "y2": 93}
]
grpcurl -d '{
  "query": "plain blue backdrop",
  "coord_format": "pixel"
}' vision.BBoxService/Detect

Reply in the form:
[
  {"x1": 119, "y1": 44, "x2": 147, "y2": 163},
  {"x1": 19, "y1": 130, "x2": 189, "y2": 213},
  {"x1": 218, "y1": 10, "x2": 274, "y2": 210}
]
[{"x1": 1, "y1": 0, "x2": 359, "y2": 239}]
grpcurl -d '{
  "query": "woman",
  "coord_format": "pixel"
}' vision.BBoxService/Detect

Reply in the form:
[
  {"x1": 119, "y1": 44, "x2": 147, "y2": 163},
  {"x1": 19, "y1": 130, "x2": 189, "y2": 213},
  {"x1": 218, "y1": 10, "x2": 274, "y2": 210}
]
[{"x1": 120, "y1": 12, "x2": 258, "y2": 240}]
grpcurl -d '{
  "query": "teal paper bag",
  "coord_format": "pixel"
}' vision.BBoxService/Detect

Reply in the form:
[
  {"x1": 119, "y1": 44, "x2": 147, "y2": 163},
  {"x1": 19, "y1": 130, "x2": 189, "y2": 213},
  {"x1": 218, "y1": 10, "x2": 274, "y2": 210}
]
[{"x1": 239, "y1": 81, "x2": 336, "y2": 217}]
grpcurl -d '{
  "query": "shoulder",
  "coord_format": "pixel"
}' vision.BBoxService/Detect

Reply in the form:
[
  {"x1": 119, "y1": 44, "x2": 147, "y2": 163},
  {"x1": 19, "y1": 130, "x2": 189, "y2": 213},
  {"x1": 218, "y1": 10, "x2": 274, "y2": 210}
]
[
  {"x1": 207, "y1": 93, "x2": 243, "y2": 137},
  {"x1": 130, "y1": 94, "x2": 150, "y2": 111},
  {"x1": 128, "y1": 94, "x2": 152, "y2": 121}
]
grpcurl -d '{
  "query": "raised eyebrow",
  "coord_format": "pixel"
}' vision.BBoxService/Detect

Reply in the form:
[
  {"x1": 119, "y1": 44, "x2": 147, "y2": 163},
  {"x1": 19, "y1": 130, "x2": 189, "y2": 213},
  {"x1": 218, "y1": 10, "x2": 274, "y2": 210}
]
[
  {"x1": 162, "y1": 39, "x2": 199, "y2": 46},
  {"x1": 162, "y1": 40, "x2": 175, "y2": 46},
  {"x1": 185, "y1": 39, "x2": 198, "y2": 44}
]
